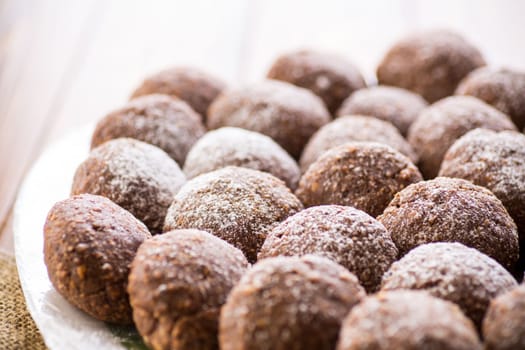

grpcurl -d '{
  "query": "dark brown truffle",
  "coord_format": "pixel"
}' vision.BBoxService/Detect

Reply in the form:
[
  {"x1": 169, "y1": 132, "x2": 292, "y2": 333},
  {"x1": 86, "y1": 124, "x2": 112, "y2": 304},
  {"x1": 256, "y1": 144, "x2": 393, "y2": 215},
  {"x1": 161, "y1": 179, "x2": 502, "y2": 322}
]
[
  {"x1": 267, "y1": 49, "x2": 366, "y2": 114},
  {"x1": 378, "y1": 177, "x2": 519, "y2": 270},
  {"x1": 130, "y1": 66, "x2": 226, "y2": 120},
  {"x1": 163, "y1": 166, "x2": 303, "y2": 262},
  {"x1": 91, "y1": 94, "x2": 206, "y2": 165},
  {"x1": 207, "y1": 80, "x2": 331, "y2": 158},
  {"x1": 299, "y1": 115, "x2": 417, "y2": 172},
  {"x1": 44, "y1": 194, "x2": 151, "y2": 324},
  {"x1": 337, "y1": 290, "x2": 482, "y2": 350},
  {"x1": 483, "y1": 284, "x2": 525, "y2": 350},
  {"x1": 336, "y1": 86, "x2": 428, "y2": 136},
  {"x1": 72, "y1": 138, "x2": 186, "y2": 234},
  {"x1": 381, "y1": 242, "x2": 517, "y2": 329},
  {"x1": 128, "y1": 229, "x2": 249, "y2": 350},
  {"x1": 407, "y1": 96, "x2": 516, "y2": 178},
  {"x1": 296, "y1": 142, "x2": 422, "y2": 217},
  {"x1": 219, "y1": 255, "x2": 365, "y2": 350},
  {"x1": 258, "y1": 205, "x2": 398, "y2": 292},
  {"x1": 183, "y1": 127, "x2": 300, "y2": 190},
  {"x1": 456, "y1": 67, "x2": 525, "y2": 130},
  {"x1": 377, "y1": 30, "x2": 485, "y2": 103}
]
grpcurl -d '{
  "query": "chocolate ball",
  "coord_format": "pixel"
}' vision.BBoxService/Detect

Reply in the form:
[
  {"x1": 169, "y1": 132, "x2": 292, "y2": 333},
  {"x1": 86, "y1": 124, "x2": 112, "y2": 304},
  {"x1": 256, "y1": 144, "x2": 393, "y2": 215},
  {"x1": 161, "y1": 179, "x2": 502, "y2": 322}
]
[
  {"x1": 72, "y1": 138, "x2": 186, "y2": 234},
  {"x1": 267, "y1": 49, "x2": 366, "y2": 114},
  {"x1": 381, "y1": 242, "x2": 517, "y2": 329},
  {"x1": 378, "y1": 177, "x2": 519, "y2": 270},
  {"x1": 44, "y1": 194, "x2": 151, "y2": 324},
  {"x1": 91, "y1": 94, "x2": 205, "y2": 165},
  {"x1": 131, "y1": 66, "x2": 226, "y2": 120},
  {"x1": 456, "y1": 67, "x2": 525, "y2": 129},
  {"x1": 337, "y1": 290, "x2": 482, "y2": 350},
  {"x1": 183, "y1": 127, "x2": 300, "y2": 190},
  {"x1": 296, "y1": 142, "x2": 422, "y2": 217},
  {"x1": 207, "y1": 80, "x2": 331, "y2": 158},
  {"x1": 258, "y1": 205, "x2": 398, "y2": 292},
  {"x1": 299, "y1": 115, "x2": 417, "y2": 172},
  {"x1": 219, "y1": 255, "x2": 365, "y2": 350},
  {"x1": 163, "y1": 166, "x2": 303, "y2": 262},
  {"x1": 377, "y1": 30, "x2": 485, "y2": 103},
  {"x1": 407, "y1": 96, "x2": 516, "y2": 178},
  {"x1": 128, "y1": 229, "x2": 249, "y2": 350}
]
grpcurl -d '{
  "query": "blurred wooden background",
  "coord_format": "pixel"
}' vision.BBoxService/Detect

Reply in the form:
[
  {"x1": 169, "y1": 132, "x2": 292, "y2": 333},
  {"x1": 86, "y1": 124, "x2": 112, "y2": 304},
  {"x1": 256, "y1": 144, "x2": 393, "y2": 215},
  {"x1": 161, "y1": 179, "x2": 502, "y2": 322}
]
[{"x1": 1, "y1": 0, "x2": 524, "y2": 253}]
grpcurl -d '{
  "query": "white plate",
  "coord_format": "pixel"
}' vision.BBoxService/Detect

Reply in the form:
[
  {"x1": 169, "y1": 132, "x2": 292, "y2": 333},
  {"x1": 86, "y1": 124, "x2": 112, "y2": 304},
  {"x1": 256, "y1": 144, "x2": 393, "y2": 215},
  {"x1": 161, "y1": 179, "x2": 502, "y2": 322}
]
[{"x1": 14, "y1": 125, "x2": 146, "y2": 349}]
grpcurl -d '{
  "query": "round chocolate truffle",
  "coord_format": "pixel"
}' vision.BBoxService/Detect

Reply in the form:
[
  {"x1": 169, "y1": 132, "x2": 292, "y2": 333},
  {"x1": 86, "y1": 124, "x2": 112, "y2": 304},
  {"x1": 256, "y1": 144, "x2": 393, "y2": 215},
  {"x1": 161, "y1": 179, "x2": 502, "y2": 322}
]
[
  {"x1": 407, "y1": 95, "x2": 516, "y2": 178},
  {"x1": 296, "y1": 142, "x2": 422, "y2": 217},
  {"x1": 91, "y1": 94, "x2": 205, "y2": 165},
  {"x1": 183, "y1": 127, "x2": 300, "y2": 190},
  {"x1": 44, "y1": 194, "x2": 151, "y2": 324},
  {"x1": 72, "y1": 138, "x2": 186, "y2": 234},
  {"x1": 128, "y1": 229, "x2": 249, "y2": 350},
  {"x1": 258, "y1": 205, "x2": 398, "y2": 292},
  {"x1": 267, "y1": 49, "x2": 366, "y2": 114},
  {"x1": 163, "y1": 166, "x2": 303, "y2": 262},
  {"x1": 337, "y1": 290, "x2": 482, "y2": 350},
  {"x1": 377, "y1": 30, "x2": 485, "y2": 103},
  {"x1": 378, "y1": 177, "x2": 519, "y2": 270},
  {"x1": 456, "y1": 67, "x2": 525, "y2": 129},
  {"x1": 299, "y1": 115, "x2": 417, "y2": 172},
  {"x1": 381, "y1": 242, "x2": 518, "y2": 329},
  {"x1": 131, "y1": 66, "x2": 226, "y2": 120},
  {"x1": 483, "y1": 284, "x2": 525, "y2": 350},
  {"x1": 207, "y1": 80, "x2": 331, "y2": 158},
  {"x1": 219, "y1": 255, "x2": 365, "y2": 350},
  {"x1": 336, "y1": 86, "x2": 428, "y2": 136}
]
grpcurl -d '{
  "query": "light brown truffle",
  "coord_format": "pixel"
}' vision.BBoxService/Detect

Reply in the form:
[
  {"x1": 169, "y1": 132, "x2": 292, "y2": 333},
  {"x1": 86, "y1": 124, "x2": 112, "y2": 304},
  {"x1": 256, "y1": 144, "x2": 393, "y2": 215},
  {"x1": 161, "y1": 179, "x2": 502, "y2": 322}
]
[
  {"x1": 381, "y1": 242, "x2": 518, "y2": 329},
  {"x1": 337, "y1": 290, "x2": 482, "y2": 350},
  {"x1": 128, "y1": 229, "x2": 249, "y2": 350},
  {"x1": 336, "y1": 86, "x2": 428, "y2": 136},
  {"x1": 456, "y1": 67, "x2": 525, "y2": 130},
  {"x1": 207, "y1": 80, "x2": 331, "y2": 158},
  {"x1": 378, "y1": 177, "x2": 519, "y2": 270},
  {"x1": 299, "y1": 115, "x2": 417, "y2": 172},
  {"x1": 377, "y1": 30, "x2": 485, "y2": 103},
  {"x1": 163, "y1": 166, "x2": 303, "y2": 262},
  {"x1": 296, "y1": 142, "x2": 422, "y2": 217},
  {"x1": 267, "y1": 49, "x2": 366, "y2": 114},
  {"x1": 258, "y1": 205, "x2": 398, "y2": 292},
  {"x1": 130, "y1": 66, "x2": 226, "y2": 120},
  {"x1": 91, "y1": 94, "x2": 205, "y2": 165},
  {"x1": 183, "y1": 127, "x2": 300, "y2": 190},
  {"x1": 407, "y1": 95, "x2": 516, "y2": 178},
  {"x1": 72, "y1": 138, "x2": 186, "y2": 234},
  {"x1": 219, "y1": 255, "x2": 365, "y2": 350},
  {"x1": 44, "y1": 194, "x2": 151, "y2": 324}
]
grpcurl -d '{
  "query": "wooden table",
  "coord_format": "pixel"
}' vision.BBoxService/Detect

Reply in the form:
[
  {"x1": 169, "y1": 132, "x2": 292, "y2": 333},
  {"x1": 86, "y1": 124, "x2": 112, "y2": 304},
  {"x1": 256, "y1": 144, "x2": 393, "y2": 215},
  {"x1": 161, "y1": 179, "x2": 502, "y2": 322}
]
[{"x1": 1, "y1": 0, "x2": 524, "y2": 253}]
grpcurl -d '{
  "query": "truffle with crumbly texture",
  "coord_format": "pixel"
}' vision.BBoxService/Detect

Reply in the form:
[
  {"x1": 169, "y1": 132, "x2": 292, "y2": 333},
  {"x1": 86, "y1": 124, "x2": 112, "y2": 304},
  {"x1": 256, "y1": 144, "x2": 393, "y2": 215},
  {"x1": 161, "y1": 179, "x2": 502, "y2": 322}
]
[
  {"x1": 267, "y1": 49, "x2": 366, "y2": 114},
  {"x1": 163, "y1": 166, "x2": 303, "y2": 262},
  {"x1": 377, "y1": 30, "x2": 485, "y2": 103},
  {"x1": 296, "y1": 142, "x2": 422, "y2": 217},
  {"x1": 299, "y1": 115, "x2": 417, "y2": 172},
  {"x1": 258, "y1": 205, "x2": 398, "y2": 292},
  {"x1": 381, "y1": 242, "x2": 517, "y2": 329},
  {"x1": 207, "y1": 80, "x2": 331, "y2": 158},
  {"x1": 219, "y1": 255, "x2": 365, "y2": 350},
  {"x1": 337, "y1": 290, "x2": 482, "y2": 350},
  {"x1": 183, "y1": 127, "x2": 300, "y2": 190},
  {"x1": 44, "y1": 194, "x2": 151, "y2": 324},
  {"x1": 72, "y1": 138, "x2": 186, "y2": 234},
  {"x1": 407, "y1": 96, "x2": 516, "y2": 178},
  {"x1": 91, "y1": 94, "x2": 205, "y2": 165}
]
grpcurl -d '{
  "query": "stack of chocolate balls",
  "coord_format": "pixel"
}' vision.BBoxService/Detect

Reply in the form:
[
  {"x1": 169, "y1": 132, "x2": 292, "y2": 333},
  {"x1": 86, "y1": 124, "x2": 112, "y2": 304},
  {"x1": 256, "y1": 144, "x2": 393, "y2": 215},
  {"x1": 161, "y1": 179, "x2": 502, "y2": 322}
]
[{"x1": 43, "y1": 29, "x2": 525, "y2": 350}]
